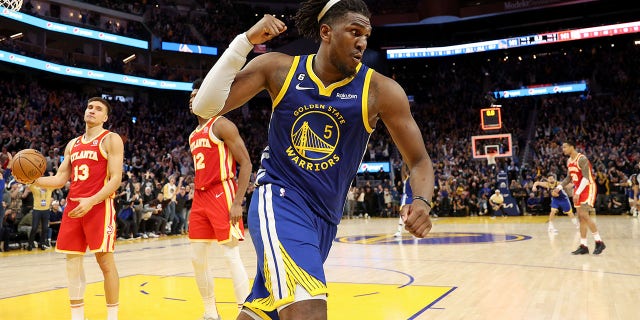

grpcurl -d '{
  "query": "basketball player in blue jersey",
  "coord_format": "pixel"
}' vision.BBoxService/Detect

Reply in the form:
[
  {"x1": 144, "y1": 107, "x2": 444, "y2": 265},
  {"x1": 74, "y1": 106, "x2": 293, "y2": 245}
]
[
  {"x1": 532, "y1": 173, "x2": 578, "y2": 233},
  {"x1": 615, "y1": 173, "x2": 639, "y2": 217},
  {"x1": 191, "y1": 1, "x2": 435, "y2": 319},
  {"x1": 394, "y1": 162, "x2": 413, "y2": 237}
]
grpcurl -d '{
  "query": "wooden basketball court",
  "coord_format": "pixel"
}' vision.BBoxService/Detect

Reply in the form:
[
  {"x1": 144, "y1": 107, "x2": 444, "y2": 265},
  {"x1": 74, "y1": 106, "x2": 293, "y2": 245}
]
[{"x1": 1, "y1": 215, "x2": 638, "y2": 319}]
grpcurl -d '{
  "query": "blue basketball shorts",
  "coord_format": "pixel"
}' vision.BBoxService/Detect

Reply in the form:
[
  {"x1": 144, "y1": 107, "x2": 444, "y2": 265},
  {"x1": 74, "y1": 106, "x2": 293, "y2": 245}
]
[
  {"x1": 551, "y1": 197, "x2": 572, "y2": 213},
  {"x1": 243, "y1": 183, "x2": 337, "y2": 316}
]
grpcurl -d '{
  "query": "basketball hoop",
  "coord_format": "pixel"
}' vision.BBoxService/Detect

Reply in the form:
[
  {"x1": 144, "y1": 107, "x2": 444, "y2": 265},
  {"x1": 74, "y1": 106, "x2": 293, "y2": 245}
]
[{"x1": 0, "y1": 0, "x2": 23, "y2": 11}]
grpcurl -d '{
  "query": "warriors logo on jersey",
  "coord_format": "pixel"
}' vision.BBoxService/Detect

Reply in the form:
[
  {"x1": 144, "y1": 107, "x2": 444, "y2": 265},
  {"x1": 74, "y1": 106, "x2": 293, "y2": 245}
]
[{"x1": 288, "y1": 107, "x2": 342, "y2": 171}]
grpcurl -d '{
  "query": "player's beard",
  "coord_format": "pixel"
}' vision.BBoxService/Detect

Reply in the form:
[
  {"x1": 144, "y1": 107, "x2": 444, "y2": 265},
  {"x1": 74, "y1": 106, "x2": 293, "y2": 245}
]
[{"x1": 330, "y1": 50, "x2": 357, "y2": 78}]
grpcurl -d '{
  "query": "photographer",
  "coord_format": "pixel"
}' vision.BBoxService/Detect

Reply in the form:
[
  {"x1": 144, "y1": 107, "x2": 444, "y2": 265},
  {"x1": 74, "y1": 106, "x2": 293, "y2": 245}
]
[{"x1": 489, "y1": 189, "x2": 506, "y2": 217}]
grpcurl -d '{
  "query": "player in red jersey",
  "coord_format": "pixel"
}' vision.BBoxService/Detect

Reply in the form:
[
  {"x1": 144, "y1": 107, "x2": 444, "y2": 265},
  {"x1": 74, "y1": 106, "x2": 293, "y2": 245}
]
[
  {"x1": 558, "y1": 139, "x2": 605, "y2": 255},
  {"x1": 189, "y1": 79, "x2": 252, "y2": 320},
  {"x1": 33, "y1": 97, "x2": 124, "y2": 320}
]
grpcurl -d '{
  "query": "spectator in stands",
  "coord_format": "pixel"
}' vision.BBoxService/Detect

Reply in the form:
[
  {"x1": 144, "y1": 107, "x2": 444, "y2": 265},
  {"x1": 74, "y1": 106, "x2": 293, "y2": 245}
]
[
  {"x1": 27, "y1": 183, "x2": 55, "y2": 250},
  {"x1": 17, "y1": 210, "x2": 33, "y2": 236},
  {"x1": 594, "y1": 166, "x2": 609, "y2": 213},
  {"x1": 356, "y1": 187, "x2": 365, "y2": 217},
  {"x1": 8, "y1": 182, "x2": 23, "y2": 220},
  {"x1": 149, "y1": 191, "x2": 168, "y2": 236},
  {"x1": 49, "y1": 200, "x2": 63, "y2": 244},
  {"x1": 608, "y1": 194, "x2": 626, "y2": 214},
  {"x1": 468, "y1": 193, "x2": 480, "y2": 216},
  {"x1": 0, "y1": 209, "x2": 18, "y2": 251},
  {"x1": 20, "y1": 182, "x2": 34, "y2": 220},
  {"x1": 453, "y1": 194, "x2": 469, "y2": 217},
  {"x1": 174, "y1": 183, "x2": 190, "y2": 235},
  {"x1": 116, "y1": 202, "x2": 135, "y2": 240},
  {"x1": 140, "y1": 186, "x2": 163, "y2": 238},
  {"x1": 364, "y1": 186, "x2": 378, "y2": 217},
  {"x1": 526, "y1": 192, "x2": 544, "y2": 215},
  {"x1": 126, "y1": 182, "x2": 144, "y2": 238},
  {"x1": 344, "y1": 186, "x2": 357, "y2": 219},
  {"x1": 438, "y1": 188, "x2": 452, "y2": 217},
  {"x1": 162, "y1": 175, "x2": 183, "y2": 235},
  {"x1": 45, "y1": 149, "x2": 60, "y2": 174}
]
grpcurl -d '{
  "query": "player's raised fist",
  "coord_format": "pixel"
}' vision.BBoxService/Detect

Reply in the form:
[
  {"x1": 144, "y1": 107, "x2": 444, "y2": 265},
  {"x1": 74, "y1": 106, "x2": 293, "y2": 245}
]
[{"x1": 246, "y1": 14, "x2": 287, "y2": 45}]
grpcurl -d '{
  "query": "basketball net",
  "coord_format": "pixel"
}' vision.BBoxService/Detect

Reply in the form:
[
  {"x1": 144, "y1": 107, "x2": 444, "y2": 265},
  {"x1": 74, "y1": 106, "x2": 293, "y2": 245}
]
[
  {"x1": 487, "y1": 152, "x2": 497, "y2": 166},
  {"x1": 0, "y1": 0, "x2": 23, "y2": 11}
]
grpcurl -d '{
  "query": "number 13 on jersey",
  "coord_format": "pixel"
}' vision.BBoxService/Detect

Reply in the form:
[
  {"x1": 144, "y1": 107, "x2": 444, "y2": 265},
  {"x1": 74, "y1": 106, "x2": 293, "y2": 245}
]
[{"x1": 73, "y1": 164, "x2": 90, "y2": 181}]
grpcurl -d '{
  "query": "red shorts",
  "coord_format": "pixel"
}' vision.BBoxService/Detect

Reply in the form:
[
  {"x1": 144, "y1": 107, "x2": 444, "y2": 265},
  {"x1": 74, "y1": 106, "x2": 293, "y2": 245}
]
[
  {"x1": 189, "y1": 179, "x2": 245, "y2": 243},
  {"x1": 56, "y1": 199, "x2": 116, "y2": 254},
  {"x1": 575, "y1": 183, "x2": 596, "y2": 207}
]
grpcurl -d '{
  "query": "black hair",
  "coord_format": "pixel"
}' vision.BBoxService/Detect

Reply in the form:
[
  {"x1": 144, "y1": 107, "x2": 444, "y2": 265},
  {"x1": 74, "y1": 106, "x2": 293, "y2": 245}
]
[
  {"x1": 192, "y1": 78, "x2": 203, "y2": 90},
  {"x1": 564, "y1": 138, "x2": 577, "y2": 147},
  {"x1": 295, "y1": 0, "x2": 371, "y2": 41},
  {"x1": 88, "y1": 97, "x2": 112, "y2": 115}
]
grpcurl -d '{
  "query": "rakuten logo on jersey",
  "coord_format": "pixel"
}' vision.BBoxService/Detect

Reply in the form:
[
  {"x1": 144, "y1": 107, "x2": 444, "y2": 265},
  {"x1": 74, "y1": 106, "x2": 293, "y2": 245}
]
[{"x1": 336, "y1": 93, "x2": 358, "y2": 100}]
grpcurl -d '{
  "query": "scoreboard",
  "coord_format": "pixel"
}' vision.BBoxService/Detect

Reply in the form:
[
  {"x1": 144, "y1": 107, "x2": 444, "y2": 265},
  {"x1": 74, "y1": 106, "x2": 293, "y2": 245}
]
[{"x1": 481, "y1": 107, "x2": 502, "y2": 130}]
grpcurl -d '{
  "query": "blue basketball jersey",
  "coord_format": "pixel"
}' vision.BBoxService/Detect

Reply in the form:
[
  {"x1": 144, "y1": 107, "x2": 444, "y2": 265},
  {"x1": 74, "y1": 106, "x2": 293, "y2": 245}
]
[
  {"x1": 400, "y1": 177, "x2": 413, "y2": 207},
  {"x1": 256, "y1": 54, "x2": 374, "y2": 224},
  {"x1": 549, "y1": 181, "x2": 569, "y2": 200}
]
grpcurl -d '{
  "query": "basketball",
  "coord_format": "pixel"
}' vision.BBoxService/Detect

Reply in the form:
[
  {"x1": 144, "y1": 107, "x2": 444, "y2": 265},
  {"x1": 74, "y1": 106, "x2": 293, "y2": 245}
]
[{"x1": 10, "y1": 149, "x2": 46, "y2": 183}]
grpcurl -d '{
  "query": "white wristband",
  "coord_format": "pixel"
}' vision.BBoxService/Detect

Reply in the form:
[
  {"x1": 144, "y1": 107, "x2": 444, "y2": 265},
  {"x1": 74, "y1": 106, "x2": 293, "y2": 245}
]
[
  {"x1": 191, "y1": 33, "x2": 254, "y2": 119},
  {"x1": 575, "y1": 177, "x2": 589, "y2": 195}
]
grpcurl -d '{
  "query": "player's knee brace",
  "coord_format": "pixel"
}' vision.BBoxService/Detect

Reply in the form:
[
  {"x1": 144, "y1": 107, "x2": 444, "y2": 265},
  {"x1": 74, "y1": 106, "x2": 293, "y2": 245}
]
[
  {"x1": 191, "y1": 242, "x2": 210, "y2": 270},
  {"x1": 66, "y1": 255, "x2": 86, "y2": 300}
]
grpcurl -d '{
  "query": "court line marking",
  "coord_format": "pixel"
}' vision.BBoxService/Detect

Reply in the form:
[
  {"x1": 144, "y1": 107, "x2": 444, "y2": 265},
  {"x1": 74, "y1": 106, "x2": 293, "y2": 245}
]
[{"x1": 408, "y1": 286, "x2": 457, "y2": 320}]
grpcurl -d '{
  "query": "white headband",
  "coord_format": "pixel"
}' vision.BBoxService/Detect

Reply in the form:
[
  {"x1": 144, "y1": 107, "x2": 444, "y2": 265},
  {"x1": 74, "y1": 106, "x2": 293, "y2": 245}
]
[{"x1": 317, "y1": 0, "x2": 341, "y2": 22}]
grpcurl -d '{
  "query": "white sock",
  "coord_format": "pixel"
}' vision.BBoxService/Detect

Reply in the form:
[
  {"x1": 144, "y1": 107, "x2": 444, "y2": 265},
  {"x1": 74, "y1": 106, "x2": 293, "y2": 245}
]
[
  {"x1": 107, "y1": 303, "x2": 118, "y2": 320},
  {"x1": 571, "y1": 217, "x2": 578, "y2": 225},
  {"x1": 70, "y1": 303, "x2": 84, "y2": 320},
  {"x1": 203, "y1": 295, "x2": 219, "y2": 318},
  {"x1": 548, "y1": 222, "x2": 555, "y2": 229},
  {"x1": 593, "y1": 232, "x2": 602, "y2": 242},
  {"x1": 580, "y1": 238, "x2": 588, "y2": 246}
]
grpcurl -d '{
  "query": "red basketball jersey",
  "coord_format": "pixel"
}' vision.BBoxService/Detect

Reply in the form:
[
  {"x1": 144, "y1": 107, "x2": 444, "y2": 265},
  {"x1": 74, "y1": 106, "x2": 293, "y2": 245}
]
[
  {"x1": 68, "y1": 130, "x2": 113, "y2": 199},
  {"x1": 567, "y1": 153, "x2": 594, "y2": 189},
  {"x1": 189, "y1": 117, "x2": 236, "y2": 190}
]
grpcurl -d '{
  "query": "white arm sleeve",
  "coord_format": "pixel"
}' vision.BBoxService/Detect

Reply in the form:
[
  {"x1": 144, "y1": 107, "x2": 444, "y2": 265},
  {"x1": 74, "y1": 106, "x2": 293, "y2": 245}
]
[
  {"x1": 191, "y1": 33, "x2": 254, "y2": 119},
  {"x1": 575, "y1": 177, "x2": 589, "y2": 195}
]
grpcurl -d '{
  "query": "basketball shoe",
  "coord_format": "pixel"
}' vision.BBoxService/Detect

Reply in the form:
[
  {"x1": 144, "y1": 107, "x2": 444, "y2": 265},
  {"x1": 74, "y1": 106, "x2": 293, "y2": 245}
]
[
  {"x1": 593, "y1": 241, "x2": 606, "y2": 255},
  {"x1": 571, "y1": 245, "x2": 589, "y2": 255}
]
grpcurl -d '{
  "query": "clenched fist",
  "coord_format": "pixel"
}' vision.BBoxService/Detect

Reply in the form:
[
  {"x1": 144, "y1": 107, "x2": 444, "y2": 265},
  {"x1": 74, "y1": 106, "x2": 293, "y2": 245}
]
[{"x1": 246, "y1": 14, "x2": 287, "y2": 45}]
